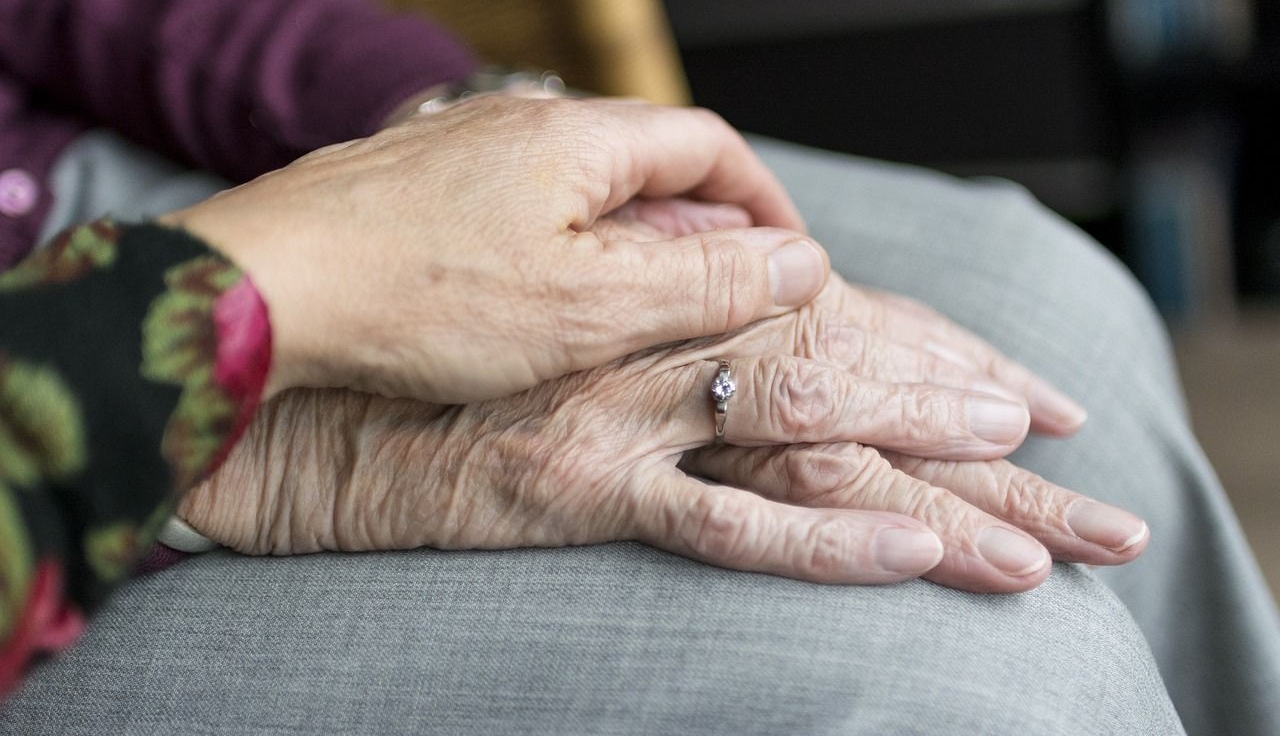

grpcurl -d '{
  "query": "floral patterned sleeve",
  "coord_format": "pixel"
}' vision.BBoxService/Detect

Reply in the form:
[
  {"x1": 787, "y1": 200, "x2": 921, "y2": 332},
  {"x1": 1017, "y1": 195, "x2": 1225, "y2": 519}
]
[{"x1": 0, "y1": 219, "x2": 271, "y2": 694}]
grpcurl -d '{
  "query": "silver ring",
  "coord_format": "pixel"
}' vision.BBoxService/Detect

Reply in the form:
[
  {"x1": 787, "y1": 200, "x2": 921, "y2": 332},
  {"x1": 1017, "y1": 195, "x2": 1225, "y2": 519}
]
[{"x1": 710, "y1": 360, "x2": 736, "y2": 444}]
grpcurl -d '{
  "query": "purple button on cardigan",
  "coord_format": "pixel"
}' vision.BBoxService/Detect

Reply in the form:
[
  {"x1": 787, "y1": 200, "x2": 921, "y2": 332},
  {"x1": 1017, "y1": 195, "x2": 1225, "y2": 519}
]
[{"x1": 0, "y1": 168, "x2": 38, "y2": 217}]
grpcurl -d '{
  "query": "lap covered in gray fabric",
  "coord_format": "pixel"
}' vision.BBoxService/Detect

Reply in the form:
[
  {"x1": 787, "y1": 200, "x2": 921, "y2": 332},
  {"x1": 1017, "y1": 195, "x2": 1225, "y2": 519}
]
[
  {"x1": 4, "y1": 546, "x2": 1178, "y2": 735},
  {"x1": 750, "y1": 137, "x2": 1280, "y2": 736},
  {"x1": 9, "y1": 129, "x2": 1276, "y2": 734}
]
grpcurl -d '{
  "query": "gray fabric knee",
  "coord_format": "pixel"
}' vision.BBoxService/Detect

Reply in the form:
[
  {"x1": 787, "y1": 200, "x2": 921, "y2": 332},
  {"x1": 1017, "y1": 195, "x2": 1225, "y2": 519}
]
[{"x1": 0, "y1": 545, "x2": 1183, "y2": 735}]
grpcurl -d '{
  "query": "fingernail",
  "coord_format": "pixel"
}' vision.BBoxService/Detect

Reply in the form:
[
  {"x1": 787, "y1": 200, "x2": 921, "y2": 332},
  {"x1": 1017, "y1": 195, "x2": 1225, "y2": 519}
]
[
  {"x1": 1067, "y1": 500, "x2": 1148, "y2": 551},
  {"x1": 966, "y1": 396, "x2": 1030, "y2": 444},
  {"x1": 978, "y1": 527, "x2": 1050, "y2": 576},
  {"x1": 768, "y1": 239, "x2": 825, "y2": 306},
  {"x1": 1029, "y1": 380, "x2": 1088, "y2": 430},
  {"x1": 874, "y1": 527, "x2": 944, "y2": 574}
]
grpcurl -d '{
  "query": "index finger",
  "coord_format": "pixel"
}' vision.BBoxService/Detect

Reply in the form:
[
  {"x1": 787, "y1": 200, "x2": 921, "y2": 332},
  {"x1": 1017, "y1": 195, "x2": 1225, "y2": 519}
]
[{"x1": 629, "y1": 472, "x2": 942, "y2": 584}]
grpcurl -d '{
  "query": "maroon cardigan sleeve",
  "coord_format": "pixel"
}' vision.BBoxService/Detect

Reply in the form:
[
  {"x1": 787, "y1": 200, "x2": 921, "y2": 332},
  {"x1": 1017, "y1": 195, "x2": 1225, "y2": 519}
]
[
  {"x1": 0, "y1": 77, "x2": 86, "y2": 269},
  {"x1": 0, "y1": 0, "x2": 478, "y2": 183}
]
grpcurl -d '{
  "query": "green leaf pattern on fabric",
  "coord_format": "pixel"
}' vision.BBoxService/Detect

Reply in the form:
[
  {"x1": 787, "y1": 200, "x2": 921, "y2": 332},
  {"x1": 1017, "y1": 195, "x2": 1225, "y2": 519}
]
[
  {"x1": 0, "y1": 481, "x2": 34, "y2": 637},
  {"x1": 0, "y1": 357, "x2": 86, "y2": 643},
  {"x1": 0, "y1": 220, "x2": 120, "y2": 292},
  {"x1": 141, "y1": 257, "x2": 244, "y2": 490},
  {"x1": 82, "y1": 522, "x2": 139, "y2": 584},
  {"x1": 2, "y1": 219, "x2": 272, "y2": 694},
  {"x1": 83, "y1": 524, "x2": 138, "y2": 588},
  {"x1": 0, "y1": 359, "x2": 88, "y2": 490},
  {"x1": 82, "y1": 503, "x2": 172, "y2": 584}
]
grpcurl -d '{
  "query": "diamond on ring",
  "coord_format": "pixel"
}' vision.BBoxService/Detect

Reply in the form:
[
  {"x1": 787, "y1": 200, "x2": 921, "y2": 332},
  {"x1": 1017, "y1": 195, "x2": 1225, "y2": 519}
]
[
  {"x1": 711, "y1": 372, "x2": 736, "y2": 403},
  {"x1": 711, "y1": 360, "x2": 734, "y2": 444}
]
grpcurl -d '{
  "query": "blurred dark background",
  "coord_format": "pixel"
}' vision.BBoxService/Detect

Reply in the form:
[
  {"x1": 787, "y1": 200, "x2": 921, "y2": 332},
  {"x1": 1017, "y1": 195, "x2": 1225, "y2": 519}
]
[
  {"x1": 658, "y1": 0, "x2": 1279, "y2": 598},
  {"x1": 662, "y1": 0, "x2": 1280, "y2": 321}
]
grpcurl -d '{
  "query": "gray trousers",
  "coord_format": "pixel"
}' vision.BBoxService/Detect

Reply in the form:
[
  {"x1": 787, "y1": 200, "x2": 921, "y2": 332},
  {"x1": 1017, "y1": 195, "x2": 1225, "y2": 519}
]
[{"x1": 3, "y1": 131, "x2": 1278, "y2": 735}]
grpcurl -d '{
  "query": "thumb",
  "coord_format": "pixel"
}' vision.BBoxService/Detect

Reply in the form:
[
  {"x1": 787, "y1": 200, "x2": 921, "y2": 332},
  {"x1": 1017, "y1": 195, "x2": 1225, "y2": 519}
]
[{"x1": 598, "y1": 227, "x2": 830, "y2": 345}]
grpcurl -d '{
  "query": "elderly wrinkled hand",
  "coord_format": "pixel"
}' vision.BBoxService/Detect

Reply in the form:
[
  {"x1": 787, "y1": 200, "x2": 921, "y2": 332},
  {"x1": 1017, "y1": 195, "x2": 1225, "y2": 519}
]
[
  {"x1": 180, "y1": 353, "x2": 1141, "y2": 594},
  {"x1": 598, "y1": 198, "x2": 1089, "y2": 437},
  {"x1": 181, "y1": 208, "x2": 1146, "y2": 594},
  {"x1": 161, "y1": 96, "x2": 825, "y2": 404}
]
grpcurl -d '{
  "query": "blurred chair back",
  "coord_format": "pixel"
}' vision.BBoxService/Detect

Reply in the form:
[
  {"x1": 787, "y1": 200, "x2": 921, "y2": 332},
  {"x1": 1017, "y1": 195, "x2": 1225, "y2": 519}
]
[{"x1": 385, "y1": 0, "x2": 691, "y2": 105}]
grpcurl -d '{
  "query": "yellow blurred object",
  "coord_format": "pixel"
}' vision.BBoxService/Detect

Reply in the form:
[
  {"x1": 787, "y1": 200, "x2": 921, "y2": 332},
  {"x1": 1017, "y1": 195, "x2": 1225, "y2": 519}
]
[{"x1": 383, "y1": 0, "x2": 690, "y2": 105}]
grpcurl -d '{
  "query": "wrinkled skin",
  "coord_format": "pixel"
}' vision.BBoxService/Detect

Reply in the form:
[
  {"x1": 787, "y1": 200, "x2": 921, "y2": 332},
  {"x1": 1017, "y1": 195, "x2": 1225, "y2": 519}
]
[
  {"x1": 162, "y1": 97, "x2": 830, "y2": 404},
  {"x1": 182, "y1": 207, "x2": 1146, "y2": 594}
]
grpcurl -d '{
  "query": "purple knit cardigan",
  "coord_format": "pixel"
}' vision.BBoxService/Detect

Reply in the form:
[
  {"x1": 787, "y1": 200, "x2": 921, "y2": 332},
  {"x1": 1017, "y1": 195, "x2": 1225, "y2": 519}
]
[{"x1": 0, "y1": 0, "x2": 478, "y2": 268}]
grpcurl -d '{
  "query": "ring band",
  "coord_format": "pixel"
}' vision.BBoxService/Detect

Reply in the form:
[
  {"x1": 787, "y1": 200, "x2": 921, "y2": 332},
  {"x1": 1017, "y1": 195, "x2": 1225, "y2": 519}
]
[{"x1": 710, "y1": 359, "x2": 736, "y2": 445}]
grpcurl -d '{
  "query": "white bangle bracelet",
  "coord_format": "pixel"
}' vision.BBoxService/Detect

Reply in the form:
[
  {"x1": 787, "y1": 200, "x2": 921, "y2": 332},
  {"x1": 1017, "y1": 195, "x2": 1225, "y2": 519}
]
[
  {"x1": 157, "y1": 515, "x2": 219, "y2": 553},
  {"x1": 415, "y1": 68, "x2": 566, "y2": 116}
]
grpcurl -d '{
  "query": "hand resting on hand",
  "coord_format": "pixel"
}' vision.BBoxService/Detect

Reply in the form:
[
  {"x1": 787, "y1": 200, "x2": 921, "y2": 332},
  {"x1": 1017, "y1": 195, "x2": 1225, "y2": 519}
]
[{"x1": 180, "y1": 204, "x2": 1145, "y2": 594}]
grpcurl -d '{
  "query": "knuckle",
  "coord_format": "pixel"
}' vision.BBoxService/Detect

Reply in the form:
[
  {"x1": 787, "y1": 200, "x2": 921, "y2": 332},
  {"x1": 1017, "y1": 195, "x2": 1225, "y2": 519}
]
[
  {"x1": 897, "y1": 481, "x2": 955, "y2": 529},
  {"x1": 799, "y1": 517, "x2": 853, "y2": 578},
  {"x1": 562, "y1": 132, "x2": 614, "y2": 178},
  {"x1": 899, "y1": 389, "x2": 959, "y2": 444},
  {"x1": 784, "y1": 449, "x2": 850, "y2": 503},
  {"x1": 854, "y1": 459, "x2": 976, "y2": 547},
  {"x1": 699, "y1": 236, "x2": 760, "y2": 332},
  {"x1": 766, "y1": 359, "x2": 841, "y2": 440},
  {"x1": 996, "y1": 468, "x2": 1061, "y2": 523},
  {"x1": 848, "y1": 456, "x2": 925, "y2": 510},
  {"x1": 784, "y1": 444, "x2": 882, "y2": 506},
  {"x1": 686, "y1": 490, "x2": 755, "y2": 562},
  {"x1": 811, "y1": 323, "x2": 870, "y2": 370}
]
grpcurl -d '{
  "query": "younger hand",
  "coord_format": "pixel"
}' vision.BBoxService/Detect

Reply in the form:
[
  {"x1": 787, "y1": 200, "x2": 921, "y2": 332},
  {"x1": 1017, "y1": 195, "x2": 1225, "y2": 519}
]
[{"x1": 162, "y1": 97, "x2": 822, "y2": 404}]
